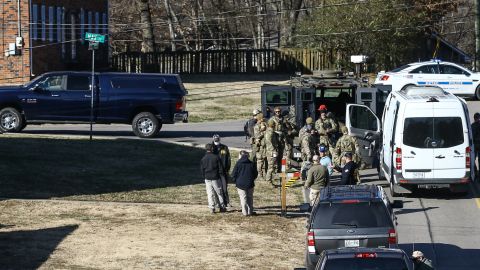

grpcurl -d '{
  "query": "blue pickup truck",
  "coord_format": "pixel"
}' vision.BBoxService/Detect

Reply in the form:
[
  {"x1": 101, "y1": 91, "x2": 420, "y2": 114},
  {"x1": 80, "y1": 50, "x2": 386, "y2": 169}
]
[{"x1": 0, "y1": 72, "x2": 188, "y2": 138}]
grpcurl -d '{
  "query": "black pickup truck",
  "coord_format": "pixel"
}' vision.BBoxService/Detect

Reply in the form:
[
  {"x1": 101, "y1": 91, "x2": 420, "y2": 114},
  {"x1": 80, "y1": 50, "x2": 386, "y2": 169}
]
[{"x1": 0, "y1": 72, "x2": 188, "y2": 138}]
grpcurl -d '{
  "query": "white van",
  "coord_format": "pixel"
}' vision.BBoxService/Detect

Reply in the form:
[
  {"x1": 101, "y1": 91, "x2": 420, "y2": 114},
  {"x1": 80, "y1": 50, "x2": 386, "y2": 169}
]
[{"x1": 345, "y1": 86, "x2": 474, "y2": 196}]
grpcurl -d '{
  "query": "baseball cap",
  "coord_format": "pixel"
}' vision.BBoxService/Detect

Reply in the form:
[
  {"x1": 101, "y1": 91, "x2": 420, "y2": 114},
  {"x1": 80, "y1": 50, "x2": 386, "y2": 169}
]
[
  {"x1": 305, "y1": 117, "x2": 313, "y2": 124},
  {"x1": 317, "y1": 104, "x2": 327, "y2": 111},
  {"x1": 319, "y1": 145, "x2": 327, "y2": 153},
  {"x1": 343, "y1": 152, "x2": 353, "y2": 159},
  {"x1": 475, "y1": 112, "x2": 480, "y2": 119},
  {"x1": 412, "y1": 251, "x2": 424, "y2": 258}
]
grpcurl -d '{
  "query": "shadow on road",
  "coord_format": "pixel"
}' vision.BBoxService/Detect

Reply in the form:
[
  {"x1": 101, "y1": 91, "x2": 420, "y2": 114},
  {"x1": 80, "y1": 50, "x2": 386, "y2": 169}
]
[
  {"x1": 399, "y1": 242, "x2": 480, "y2": 270},
  {"x1": 394, "y1": 206, "x2": 439, "y2": 215},
  {"x1": 22, "y1": 129, "x2": 245, "y2": 139},
  {"x1": 0, "y1": 225, "x2": 78, "y2": 270}
]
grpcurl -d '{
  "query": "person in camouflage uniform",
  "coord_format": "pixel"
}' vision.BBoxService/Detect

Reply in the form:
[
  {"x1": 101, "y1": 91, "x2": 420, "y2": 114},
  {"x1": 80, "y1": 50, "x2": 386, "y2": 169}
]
[
  {"x1": 265, "y1": 120, "x2": 280, "y2": 184},
  {"x1": 298, "y1": 117, "x2": 314, "y2": 143},
  {"x1": 315, "y1": 105, "x2": 337, "y2": 158},
  {"x1": 253, "y1": 113, "x2": 267, "y2": 181},
  {"x1": 283, "y1": 105, "x2": 298, "y2": 166},
  {"x1": 271, "y1": 107, "x2": 286, "y2": 171},
  {"x1": 301, "y1": 127, "x2": 315, "y2": 164},
  {"x1": 335, "y1": 126, "x2": 362, "y2": 168}
]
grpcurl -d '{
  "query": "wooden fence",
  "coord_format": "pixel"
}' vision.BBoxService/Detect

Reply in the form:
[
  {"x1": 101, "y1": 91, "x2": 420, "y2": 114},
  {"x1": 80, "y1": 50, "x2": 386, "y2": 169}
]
[{"x1": 111, "y1": 49, "x2": 338, "y2": 74}]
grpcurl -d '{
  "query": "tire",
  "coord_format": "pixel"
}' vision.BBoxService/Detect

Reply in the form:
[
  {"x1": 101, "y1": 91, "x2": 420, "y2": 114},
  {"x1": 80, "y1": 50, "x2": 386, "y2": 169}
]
[
  {"x1": 131, "y1": 112, "x2": 161, "y2": 138},
  {"x1": 0, "y1": 107, "x2": 24, "y2": 133},
  {"x1": 305, "y1": 251, "x2": 316, "y2": 270},
  {"x1": 390, "y1": 178, "x2": 399, "y2": 197},
  {"x1": 475, "y1": 85, "x2": 480, "y2": 100}
]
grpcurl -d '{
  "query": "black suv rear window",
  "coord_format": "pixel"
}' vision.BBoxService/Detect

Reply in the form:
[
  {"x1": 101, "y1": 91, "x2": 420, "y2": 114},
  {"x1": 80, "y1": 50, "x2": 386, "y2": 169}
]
[
  {"x1": 324, "y1": 258, "x2": 408, "y2": 270},
  {"x1": 313, "y1": 202, "x2": 392, "y2": 229},
  {"x1": 403, "y1": 117, "x2": 464, "y2": 148}
]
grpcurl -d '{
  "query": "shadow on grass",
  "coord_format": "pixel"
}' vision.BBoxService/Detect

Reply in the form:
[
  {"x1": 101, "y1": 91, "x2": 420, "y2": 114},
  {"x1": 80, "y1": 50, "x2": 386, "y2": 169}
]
[
  {"x1": 0, "y1": 137, "x2": 205, "y2": 199},
  {"x1": 0, "y1": 225, "x2": 78, "y2": 270},
  {"x1": 182, "y1": 73, "x2": 291, "y2": 83}
]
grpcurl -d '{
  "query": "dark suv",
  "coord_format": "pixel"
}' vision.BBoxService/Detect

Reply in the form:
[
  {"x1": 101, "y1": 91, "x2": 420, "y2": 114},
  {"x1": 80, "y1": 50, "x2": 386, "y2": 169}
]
[
  {"x1": 305, "y1": 185, "x2": 403, "y2": 270},
  {"x1": 315, "y1": 247, "x2": 412, "y2": 270}
]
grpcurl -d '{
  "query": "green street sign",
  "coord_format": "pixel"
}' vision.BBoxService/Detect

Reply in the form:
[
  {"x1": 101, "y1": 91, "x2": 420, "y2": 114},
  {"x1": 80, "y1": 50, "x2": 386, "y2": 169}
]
[{"x1": 85, "y1": 32, "x2": 105, "y2": 43}]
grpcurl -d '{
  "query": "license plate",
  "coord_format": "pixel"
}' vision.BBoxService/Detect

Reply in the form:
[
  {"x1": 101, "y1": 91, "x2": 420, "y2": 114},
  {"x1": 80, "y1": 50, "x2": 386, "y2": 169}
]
[
  {"x1": 412, "y1": 172, "x2": 425, "y2": 178},
  {"x1": 345, "y1": 240, "x2": 360, "y2": 247},
  {"x1": 418, "y1": 184, "x2": 450, "y2": 189}
]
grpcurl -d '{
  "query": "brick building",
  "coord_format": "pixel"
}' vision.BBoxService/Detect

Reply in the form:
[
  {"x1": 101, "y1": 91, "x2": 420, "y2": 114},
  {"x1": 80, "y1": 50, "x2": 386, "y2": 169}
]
[{"x1": 0, "y1": 0, "x2": 108, "y2": 85}]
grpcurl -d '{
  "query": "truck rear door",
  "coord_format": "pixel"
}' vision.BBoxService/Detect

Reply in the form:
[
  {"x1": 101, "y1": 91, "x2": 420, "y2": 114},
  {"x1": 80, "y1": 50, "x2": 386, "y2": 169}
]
[{"x1": 345, "y1": 104, "x2": 381, "y2": 167}]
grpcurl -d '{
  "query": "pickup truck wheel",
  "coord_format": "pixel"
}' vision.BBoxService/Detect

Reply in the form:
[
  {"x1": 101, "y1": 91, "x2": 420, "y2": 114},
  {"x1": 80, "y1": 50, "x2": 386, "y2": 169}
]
[
  {"x1": 132, "y1": 112, "x2": 160, "y2": 138},
  {"x1": 0, "y1": 107, "x2": 24, "y2": 133}
]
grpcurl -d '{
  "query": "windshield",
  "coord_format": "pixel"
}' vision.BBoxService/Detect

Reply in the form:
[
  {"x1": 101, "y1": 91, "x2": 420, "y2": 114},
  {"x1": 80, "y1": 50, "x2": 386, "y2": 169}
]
[
  {"x1": 313, "y1": 202, "x2": 392, "y2": 229},
  {"x1": 403, "y1": 117, "x2": 464, "y2": 148},
  {"x1": 324, "y1": 257, "x2": 408, "y2": 270},
  {"x1": 390, "y1": 64, "x2": 411, "y2": 72}
]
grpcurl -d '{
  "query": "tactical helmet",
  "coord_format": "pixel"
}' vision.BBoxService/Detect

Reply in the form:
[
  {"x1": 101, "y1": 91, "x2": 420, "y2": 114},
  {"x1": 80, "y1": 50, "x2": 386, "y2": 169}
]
[
  {"x1": 305, "y1": 117, "x2": 313, "y2": 124},
  {"x1": 256, "y1": 113, "x2": 264, "y2": 121},
  {"x1": 341, "y1": 126, "x2": 348, "y2": 134}
]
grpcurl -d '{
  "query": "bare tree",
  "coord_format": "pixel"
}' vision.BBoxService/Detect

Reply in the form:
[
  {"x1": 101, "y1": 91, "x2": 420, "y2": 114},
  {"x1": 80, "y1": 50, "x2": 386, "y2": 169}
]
[{"x1": 138, "y1": 0, "x2": 155, "y2": 53}]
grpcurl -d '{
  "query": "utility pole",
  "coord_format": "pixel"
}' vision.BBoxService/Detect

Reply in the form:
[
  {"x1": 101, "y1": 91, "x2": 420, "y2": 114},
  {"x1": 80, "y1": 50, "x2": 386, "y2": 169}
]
[{"x1": 476, "y1": 0, "x2": 480, "y2": 70}]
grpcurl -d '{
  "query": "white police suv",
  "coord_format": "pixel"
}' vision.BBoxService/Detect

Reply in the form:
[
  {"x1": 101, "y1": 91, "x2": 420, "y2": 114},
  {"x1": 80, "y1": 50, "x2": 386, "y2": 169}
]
[{"x1": 374, "y1": 60, "x2": 480, "y2": 99}]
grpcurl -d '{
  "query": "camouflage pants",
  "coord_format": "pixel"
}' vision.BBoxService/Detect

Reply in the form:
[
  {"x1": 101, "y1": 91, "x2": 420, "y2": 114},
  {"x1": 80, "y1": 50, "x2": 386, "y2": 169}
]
[
  {"x1": 256, "y1": 153, "x2": 266, "y2": 180},
  {"x1": 266, "y1": 156, "x2": 277, "y2": 183}
]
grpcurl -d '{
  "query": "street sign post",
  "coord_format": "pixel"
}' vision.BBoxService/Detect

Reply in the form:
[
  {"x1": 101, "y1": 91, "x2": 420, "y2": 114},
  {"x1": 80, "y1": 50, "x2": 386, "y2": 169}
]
[{"x1": 84, "y1": 32, "x2": 105, "y2": 141}]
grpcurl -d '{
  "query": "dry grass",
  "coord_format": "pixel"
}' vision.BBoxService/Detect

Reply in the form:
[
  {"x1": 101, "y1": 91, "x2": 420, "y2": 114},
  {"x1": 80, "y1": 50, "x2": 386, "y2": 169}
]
[{"x1": 183, "y1": 74, "x2": 290, "y2": 122}]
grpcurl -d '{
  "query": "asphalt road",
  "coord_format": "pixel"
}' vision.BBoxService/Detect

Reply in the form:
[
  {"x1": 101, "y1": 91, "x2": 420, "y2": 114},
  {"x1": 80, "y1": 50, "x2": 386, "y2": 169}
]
[{"x1": 19, "y1": 100, "x2": 480, "y2": 269}]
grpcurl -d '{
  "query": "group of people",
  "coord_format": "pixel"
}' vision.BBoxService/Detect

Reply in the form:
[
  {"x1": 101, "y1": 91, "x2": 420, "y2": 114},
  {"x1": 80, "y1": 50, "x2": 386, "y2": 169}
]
[{"x1": 200, "y1": 135, "x2": 257, "y2": 216}]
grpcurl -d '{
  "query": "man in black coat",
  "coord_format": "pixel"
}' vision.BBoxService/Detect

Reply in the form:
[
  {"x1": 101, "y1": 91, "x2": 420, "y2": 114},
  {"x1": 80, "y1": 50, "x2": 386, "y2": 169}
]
[
  {"x1": 200, "y1": 143, "x2": 226, "y2": 213},
  {"x1": 332, "y1": 152, "x2": 359, "y2": 186},
  {"x1": 212, "y1": 134, "x2": 232, "y2": 206},
  {"x1": 232, "y1": 150, "x2": 258, "y2": 216}
]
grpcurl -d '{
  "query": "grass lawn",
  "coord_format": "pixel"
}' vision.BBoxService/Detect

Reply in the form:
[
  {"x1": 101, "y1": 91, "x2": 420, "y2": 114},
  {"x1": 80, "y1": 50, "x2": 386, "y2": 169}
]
[{"x1": 0, "y1": 134, "x2": 304, "y2": 207}]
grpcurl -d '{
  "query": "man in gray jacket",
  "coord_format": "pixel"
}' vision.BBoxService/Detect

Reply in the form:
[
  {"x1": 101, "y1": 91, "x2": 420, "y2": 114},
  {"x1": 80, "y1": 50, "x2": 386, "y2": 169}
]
[{"x1": 200, "y1": 143, "x2": 226, "y2": 214}]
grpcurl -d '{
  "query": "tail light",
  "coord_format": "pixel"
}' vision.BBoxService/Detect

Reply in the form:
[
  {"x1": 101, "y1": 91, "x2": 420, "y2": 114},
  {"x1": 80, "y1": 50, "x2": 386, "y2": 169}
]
[
  {"x1": 395, "y1": 147, "x2": 402, "y2": 170},
  {"x1": 355, "y1": 252, "x2": 377, "y2": 258},
  {"x1": 175, "y1": 97, "x2": 186, "y2": 112},
  {"x1": 307, "y1": 231, "x2": 316, "y2": 254},
  {"x1": 466, "y1": 146, "x2": 471, "y2": 168},
  {"x1": 380, "y1": 75, "x2": 390, "y2": 81},
  {"x1": 388, "y1": 228, "x2": 397, "y2": 244},
  {"x1": 341, "y1": 200, "x2": 360, "y2": 204}
]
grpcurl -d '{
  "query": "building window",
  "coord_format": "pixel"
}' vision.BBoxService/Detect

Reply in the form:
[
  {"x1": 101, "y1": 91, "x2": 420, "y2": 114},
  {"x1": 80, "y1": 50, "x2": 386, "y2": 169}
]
[
  {"x1": 71, "y1": 13, "x2": 76, "y2": 60},
  {"x1": 48, "y1": 6, "x2": 55, "y2": 42},
  {"x1": 41, "y1": 5, "x2": 46, "y2": 41},
  {"x1": 31, "y1": 4, "x2": 38, "y2": 40},
  {"x1": 57, "y1": 7, "x2": 62, "y2": 42},
  {"x1": 88, "y1": 11, "x2": 92, "y2": 33},
  {"x1": 80, "y1": 9, "x2": 85, "y2": 44},
  {"x1": 95, "y1": 12, "x2": 100, "y2": 33},
  {"x1": 102, "y1": 13, "x2": 107, "y2": 35}
]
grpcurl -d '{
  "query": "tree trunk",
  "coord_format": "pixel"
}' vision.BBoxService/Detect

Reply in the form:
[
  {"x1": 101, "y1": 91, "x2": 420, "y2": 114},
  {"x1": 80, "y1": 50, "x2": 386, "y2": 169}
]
[
  {"x1": 138, "y1": 0, "x2": 155, "y2": 53},
  {"x1": 161, "y1": 0, "x2": 176, "y2": 51}
]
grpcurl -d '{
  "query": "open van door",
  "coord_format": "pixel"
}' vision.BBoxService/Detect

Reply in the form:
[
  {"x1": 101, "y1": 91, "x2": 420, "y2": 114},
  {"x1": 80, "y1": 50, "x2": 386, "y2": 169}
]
[{"x1": 345, "y1": 104, "x2": 382, "y2": 168}]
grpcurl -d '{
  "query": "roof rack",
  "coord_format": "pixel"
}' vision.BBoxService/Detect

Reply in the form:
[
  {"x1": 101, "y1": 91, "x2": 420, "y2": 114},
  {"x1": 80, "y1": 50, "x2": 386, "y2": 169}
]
[{"x1": 321, "y1": 185, "x2": 379, "y2": 201}]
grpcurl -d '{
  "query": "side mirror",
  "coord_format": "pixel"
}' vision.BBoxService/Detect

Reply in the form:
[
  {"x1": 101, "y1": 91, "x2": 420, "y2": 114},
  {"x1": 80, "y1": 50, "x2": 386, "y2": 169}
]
[
  {"x1": 29, "y1": 83, "x2": 43, "y2": 92},
  {"x1": 391, "y1": 200, "x2": 403, "y2": 209}
]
